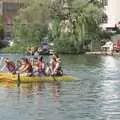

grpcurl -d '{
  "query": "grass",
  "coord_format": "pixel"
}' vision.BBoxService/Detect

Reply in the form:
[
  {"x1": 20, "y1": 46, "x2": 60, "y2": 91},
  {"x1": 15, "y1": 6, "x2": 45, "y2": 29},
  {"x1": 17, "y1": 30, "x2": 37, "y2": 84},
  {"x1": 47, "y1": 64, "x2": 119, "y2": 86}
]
[{"x1": 2, "y1": 44, "x2": 28, "y2": 53}]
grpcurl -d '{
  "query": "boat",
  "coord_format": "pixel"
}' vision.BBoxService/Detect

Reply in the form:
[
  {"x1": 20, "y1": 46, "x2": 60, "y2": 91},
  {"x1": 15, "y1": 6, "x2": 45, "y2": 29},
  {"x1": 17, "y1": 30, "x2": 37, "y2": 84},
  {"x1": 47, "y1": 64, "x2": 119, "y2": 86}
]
[
  {"x1": 26, "y1": 50, "x2": 53, "y2": 56},
  {"x1": 0, "y1": 73, "x2": 78, "y2": 83}
]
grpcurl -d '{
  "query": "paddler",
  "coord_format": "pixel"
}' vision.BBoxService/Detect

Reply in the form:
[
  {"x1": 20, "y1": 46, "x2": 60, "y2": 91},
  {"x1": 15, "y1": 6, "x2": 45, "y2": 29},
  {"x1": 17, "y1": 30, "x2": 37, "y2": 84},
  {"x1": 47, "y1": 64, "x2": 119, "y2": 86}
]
[
  {"x1": 37, "y1": 56, "x2": 46, "y2": 75},
  {"x1": 32, "y1": 57, "x2": 39, "y2": 76},
  {"x1": 53, "y1": 54, "x2": 63, "y2": 76},
  {"x1": 4, "y1": 58, "x2": 16, "y2": 74},
  {"x1": 19, "y1": 58, "x2": 33, "y2": 76},
  {"x1": 33, "y1": 56, "x2": 46, "y2": 76},
  {"x1": 45, "y1": 55, "x2": 56, "y2": 76},
  {"x1": 47, "y1": 53, "x2": 63, "y2": 76}
]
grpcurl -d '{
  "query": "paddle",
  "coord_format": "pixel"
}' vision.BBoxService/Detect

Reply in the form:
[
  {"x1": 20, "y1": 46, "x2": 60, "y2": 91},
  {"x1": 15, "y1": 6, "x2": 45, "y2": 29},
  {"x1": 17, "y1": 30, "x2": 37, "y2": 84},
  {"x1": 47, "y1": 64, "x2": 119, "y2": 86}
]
[
  {"x1": 16, "y1": 71, "x2": 21, "y2": 87},
  {"x1": 16, "y1": 61, "x2": 22, "y2": 87},
  {"x1": 46, "y1": 62, "x2": 56, "y2": 81}
]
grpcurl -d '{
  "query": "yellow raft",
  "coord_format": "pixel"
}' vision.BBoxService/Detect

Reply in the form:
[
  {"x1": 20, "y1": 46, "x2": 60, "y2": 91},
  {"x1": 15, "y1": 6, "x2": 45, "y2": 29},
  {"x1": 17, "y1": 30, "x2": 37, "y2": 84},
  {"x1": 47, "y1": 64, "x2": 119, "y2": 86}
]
[{"x1": 0, "y1": 73, "x2": 78, "y2": 83}]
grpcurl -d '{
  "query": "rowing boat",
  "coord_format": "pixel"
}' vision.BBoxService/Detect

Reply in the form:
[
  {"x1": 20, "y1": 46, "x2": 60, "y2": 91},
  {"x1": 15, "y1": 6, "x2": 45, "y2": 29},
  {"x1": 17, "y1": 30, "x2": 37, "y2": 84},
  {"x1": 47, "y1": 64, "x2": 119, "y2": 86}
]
[{"x1": 0, "y1": 73, "x2": 78, "y2": 83}]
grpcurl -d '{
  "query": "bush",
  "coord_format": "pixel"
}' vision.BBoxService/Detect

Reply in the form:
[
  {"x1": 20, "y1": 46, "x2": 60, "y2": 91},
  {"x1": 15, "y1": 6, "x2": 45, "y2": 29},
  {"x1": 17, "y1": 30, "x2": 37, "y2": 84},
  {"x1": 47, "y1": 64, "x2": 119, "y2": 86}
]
[{"x1": 2, "y1": 44, "x2": 27, "y2": 53}]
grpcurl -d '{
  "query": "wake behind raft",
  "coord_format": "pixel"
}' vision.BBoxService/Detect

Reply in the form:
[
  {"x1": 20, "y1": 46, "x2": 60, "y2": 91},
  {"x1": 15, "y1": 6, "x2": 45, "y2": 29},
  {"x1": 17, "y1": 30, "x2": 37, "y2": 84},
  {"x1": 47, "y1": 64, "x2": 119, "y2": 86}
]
[{"x1": 0, "y1": 73, "x2": 78, "y2": 83}]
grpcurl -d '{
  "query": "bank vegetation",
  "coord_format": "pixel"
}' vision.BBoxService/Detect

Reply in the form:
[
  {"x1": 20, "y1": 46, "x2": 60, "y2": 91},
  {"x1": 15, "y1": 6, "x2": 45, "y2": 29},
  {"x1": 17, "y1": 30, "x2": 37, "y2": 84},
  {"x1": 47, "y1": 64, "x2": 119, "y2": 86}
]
[{"x1": 3, "y1": 0, "x2": 111, "y2": 54}]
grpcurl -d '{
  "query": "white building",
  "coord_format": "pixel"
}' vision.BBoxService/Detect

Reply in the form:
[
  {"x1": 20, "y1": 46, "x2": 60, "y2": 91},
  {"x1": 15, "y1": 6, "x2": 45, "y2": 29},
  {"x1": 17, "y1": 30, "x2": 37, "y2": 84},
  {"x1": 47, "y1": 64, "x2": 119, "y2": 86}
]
[{"x1": 101, "y1": 0, "x2": 120, "y2": 29}]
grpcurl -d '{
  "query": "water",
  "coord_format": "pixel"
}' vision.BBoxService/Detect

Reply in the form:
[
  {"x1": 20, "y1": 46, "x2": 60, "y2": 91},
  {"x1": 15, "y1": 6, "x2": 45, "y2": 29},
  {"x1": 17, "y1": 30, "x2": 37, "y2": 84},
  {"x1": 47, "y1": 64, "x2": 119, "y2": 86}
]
[{"x1": 0, "y1": 54, "x2": 120, "y2": 120}]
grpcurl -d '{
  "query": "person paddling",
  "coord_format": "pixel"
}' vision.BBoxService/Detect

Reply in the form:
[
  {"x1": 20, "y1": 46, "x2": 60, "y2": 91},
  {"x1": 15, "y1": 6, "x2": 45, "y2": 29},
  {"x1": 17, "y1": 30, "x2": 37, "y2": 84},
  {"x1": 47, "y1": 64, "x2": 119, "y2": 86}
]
[
  {"x1": 53, "y1": 54, "x2": 63, "y2": 76},
  {"x1": 33, "y1": 56, "x2": 46, "y2": 76},
  {"x1": 37, "y1": 56, "x2": 46, "y2": 76},
  {"x1": 4, "y1": 58, "x2": 16, "y2": 74},
  {"x1": 46, "y1": 54, "x2": 63, "y2": 76},
  {"x1": 19, "y1": 58, "x2": 33, "y2": 76}
]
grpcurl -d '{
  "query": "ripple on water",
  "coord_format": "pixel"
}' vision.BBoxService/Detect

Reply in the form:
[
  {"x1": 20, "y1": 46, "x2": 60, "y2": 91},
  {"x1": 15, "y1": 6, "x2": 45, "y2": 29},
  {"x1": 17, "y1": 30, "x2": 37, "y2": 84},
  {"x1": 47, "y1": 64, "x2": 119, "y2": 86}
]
[{"x1": 0, "y1": 55, "x2": 120, "y2": 120}]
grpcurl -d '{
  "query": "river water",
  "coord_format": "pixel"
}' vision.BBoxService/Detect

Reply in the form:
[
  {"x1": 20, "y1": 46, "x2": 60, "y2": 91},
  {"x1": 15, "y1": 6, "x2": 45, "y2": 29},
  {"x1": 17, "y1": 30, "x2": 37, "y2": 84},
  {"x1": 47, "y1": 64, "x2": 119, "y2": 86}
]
[{"x1": 0, "y1": 54, "x2": 120, "y2": 120}]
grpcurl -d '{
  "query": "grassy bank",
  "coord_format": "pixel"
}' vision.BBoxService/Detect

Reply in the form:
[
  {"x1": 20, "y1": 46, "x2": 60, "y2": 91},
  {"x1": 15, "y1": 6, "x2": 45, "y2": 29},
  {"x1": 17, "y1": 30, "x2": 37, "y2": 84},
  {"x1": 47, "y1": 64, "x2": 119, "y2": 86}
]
[{"x1": 2, "y1": 44, "x2": 27, "y2": 53}]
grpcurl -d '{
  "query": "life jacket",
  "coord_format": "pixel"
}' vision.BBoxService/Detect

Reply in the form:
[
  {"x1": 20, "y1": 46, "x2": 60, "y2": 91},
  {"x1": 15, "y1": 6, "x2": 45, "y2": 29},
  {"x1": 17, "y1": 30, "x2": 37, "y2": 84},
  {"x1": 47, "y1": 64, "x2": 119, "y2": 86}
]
[{"x1": 6, "y1": 62, "x2": 16, "y2": 73}]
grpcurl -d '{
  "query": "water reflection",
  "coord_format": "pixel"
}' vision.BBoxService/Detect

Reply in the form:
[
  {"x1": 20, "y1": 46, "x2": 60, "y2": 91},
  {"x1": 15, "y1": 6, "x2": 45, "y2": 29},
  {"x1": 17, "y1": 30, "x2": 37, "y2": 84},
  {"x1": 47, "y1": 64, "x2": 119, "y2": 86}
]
[
  {"x1": 100, "y1": 56, "x2": 120, "y2": 80},
  {"x1": 50, "y1": 81, "x2": 61, "y2": 103},
  {"x1": 1, "y1": 54, "x2": 120, "y2": 120},
  {"x1": 101, "y1": 56, "x2": 118, "y2": 70},
  {"x1": 0, "y1": 81, "x2": 61, "y2": 102},
  {"x1": 99, "y1": 79, "x2": 120, "y2": 120}
]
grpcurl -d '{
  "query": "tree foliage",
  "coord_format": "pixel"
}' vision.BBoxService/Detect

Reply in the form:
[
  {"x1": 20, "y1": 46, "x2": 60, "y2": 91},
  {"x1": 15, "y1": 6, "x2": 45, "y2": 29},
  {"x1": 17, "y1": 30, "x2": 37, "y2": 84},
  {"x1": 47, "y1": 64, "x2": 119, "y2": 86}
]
[
  {"x1": 11, "y1": 0, "x2": 105, "y2": 53},
  {"x1": 49, "y1": 0, "x2": 105, "y2": 53},
  {"x1": 12, "y1": 0, "x2": 50, "y2": 47}
]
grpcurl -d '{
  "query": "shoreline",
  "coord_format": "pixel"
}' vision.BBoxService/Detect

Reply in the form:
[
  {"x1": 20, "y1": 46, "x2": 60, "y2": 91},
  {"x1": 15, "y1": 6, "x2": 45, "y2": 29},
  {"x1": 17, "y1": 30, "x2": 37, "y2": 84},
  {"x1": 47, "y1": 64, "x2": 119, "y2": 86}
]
[
  {"x1": 1, "y1": 50, "x2": 120, "y2": 56},
  {"x1": 85, "y1": 51, "x2": 120, "y2": 56}
]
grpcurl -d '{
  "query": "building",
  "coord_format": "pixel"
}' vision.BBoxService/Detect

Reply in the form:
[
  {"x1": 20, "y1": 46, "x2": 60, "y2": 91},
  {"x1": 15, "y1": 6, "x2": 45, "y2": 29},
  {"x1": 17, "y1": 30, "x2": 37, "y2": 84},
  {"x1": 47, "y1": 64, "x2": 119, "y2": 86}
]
[
  {"x1": 0, "y1": 0, "x2": 22, "y2": 40},
  {"x1": 101, "y1": 0, "x2": 120, "y2": 30}
]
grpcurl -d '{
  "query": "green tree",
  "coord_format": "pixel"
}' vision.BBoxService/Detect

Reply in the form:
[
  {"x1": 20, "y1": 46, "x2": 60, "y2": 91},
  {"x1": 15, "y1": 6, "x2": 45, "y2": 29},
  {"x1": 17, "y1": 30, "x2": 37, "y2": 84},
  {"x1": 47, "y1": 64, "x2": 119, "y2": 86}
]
[
  {"x1": 12, "y1": 0, "x2": 51, "y2": 47},
  {"x1": 10, "y1": 0, "x2": 105, "y2": 53},
  {"x1": 49, "y1": 0, "x2": 104, "y2": 53}
]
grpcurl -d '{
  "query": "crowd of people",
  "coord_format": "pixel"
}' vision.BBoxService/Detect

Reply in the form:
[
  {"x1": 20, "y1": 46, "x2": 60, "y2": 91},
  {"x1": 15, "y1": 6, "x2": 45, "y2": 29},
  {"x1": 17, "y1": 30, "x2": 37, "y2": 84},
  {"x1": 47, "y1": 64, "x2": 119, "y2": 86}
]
[{"x1": 3, "y1": 54, "x2": 63, "y2": 77}]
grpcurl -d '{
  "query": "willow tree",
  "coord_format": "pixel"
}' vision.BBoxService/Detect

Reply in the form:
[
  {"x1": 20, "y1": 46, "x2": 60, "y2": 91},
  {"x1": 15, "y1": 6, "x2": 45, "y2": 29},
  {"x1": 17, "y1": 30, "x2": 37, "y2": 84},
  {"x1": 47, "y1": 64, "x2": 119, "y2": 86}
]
[
  {"x1": 71, "y1": 0, "x2": 104, "y2": 52},
  {"x1": 49, "y1": 0, "x2": 104, "y2": 53}
]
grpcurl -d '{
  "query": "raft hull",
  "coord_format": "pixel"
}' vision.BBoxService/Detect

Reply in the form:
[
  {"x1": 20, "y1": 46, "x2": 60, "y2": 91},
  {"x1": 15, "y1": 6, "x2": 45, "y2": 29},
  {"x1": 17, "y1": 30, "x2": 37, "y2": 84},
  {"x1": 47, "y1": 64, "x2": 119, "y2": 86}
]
[{"x1": 0, "y1": 73, "x2": 78, "y2": 83}]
